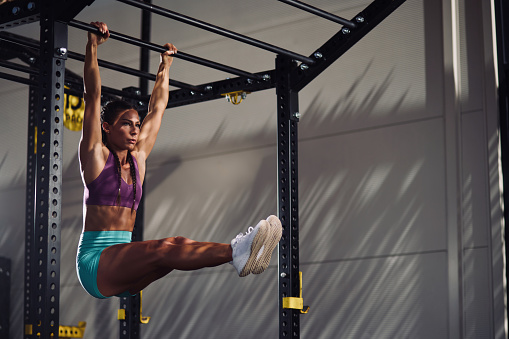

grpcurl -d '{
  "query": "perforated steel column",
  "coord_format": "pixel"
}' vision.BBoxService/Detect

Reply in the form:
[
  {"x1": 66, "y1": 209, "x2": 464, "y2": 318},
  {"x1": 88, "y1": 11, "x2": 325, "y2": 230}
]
[
  {"x1": 119, "y1": 87, "x2": 145, "y2": 339},
  {"x1": 276, "y1": 55, "x2": 301, "y2": 339},
  {"x1": 28, "y1": 1, "x2": 66, "y2": 336},
  {"x1": 23, "y1": 74, "x2": 38, "y2": 339}
]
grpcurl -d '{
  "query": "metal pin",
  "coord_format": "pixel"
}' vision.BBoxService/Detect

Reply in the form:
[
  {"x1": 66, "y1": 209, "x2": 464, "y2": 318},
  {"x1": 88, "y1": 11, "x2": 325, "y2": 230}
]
[
  {"x1": 300, "y1": 64, "x2": 309, "y2": 71},
  {"x1": 281, "y1": 272, "x2": 287, "y2": 278},
  {"x1": 293, "y1": 112, "x2": 301, "y2": 119},
  {"x1": 356, "y1": 16, "x2": 365, "y2": 23},
  {"x1": 342, "y1": 27, "x2": 351, "y2": 34},
  {"x1": 56, "y1": 48, "x2": 67, "y2": 56}
]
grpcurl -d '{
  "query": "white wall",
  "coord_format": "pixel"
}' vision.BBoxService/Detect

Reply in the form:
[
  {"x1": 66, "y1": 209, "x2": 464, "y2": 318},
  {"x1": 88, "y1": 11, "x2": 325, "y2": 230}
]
[{"x1": 0, "y1": 0, "x2": 505, "y2": 338}]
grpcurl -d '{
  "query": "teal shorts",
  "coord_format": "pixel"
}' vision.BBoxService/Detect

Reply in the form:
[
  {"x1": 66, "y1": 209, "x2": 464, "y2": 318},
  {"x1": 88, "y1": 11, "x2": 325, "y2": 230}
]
[{"x1": 76, "y1": 231, "x2": 137, "y2": 299}]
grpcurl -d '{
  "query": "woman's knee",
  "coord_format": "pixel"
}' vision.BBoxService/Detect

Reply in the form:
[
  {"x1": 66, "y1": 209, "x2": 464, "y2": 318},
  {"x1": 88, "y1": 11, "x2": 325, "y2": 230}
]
[{"x1": 164, "y1": 236, "x2": 194, "y2": 245}]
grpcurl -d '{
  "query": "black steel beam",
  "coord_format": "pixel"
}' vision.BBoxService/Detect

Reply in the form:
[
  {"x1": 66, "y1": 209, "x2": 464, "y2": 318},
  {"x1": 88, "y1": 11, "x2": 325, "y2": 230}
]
[
  {"x1": 289, "y1": 0, "x2": 407, "y2": 92},
  {"x1": 23, "y1": 74, "x2": 37, "y2": 339},
  {"x1": 0, "y1": 0, "x2": 39, "y2": 30},
  {"x1": 116, "y1": 0, "x2": 315, "y2": 65},
  {"x1": 0, "y1": 59, "x2": 38, "y2": 74},
  {"x1": 28, "y1": 0, "x2": 66, "y2": 336},
  {"x1": 0, "y1": 0, "x2": 94, "y2": 29},
  {"x1": 276, "y1": 55, "x2": 301, "y2": 339},
  {"x1": 166, "y1": 70, "x2": 275, "y2": 108},
  {"x1": 278, "y1": 0, "x2": 357, "y2": 28},
  {"x1": 139, "y1": 0, "x2": 152, "y2": 95},
  {"x1": 0, "y1": 70, "x2": 37, "y2": 86},
  {"x1": 68, "y1": 20, "x2": 264, "y2": 80}
]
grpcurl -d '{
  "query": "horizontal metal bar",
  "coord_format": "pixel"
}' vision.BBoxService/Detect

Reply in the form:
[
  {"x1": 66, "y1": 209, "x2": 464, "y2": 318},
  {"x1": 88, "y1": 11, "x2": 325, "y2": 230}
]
[
  {"x1": 64, "y1": 75, "x2": 150, "y2": 102},
  {"x1": 167, "y1": 70, "x2": 275, "y2": 108},
  {"x1": 0, "y1": 0, "x2": 40, "y2": 30},
  {"x1": 0, "y1": 59, "x2": 37, "y2": 75},
  {"x1": 116, "y1": 0, "x2": 315, "y2": 65},
  {"x1": 68, "y1": 19, "x2": 264, "y2": 80},
  {"x1": 278, "y1": 0, "x2": 357, "y2": 28},
  {"x1": 0, "y1": 31, "x2": 39, "y2": 49},
  {"x1": 0, "y1": 71, "x2": 37, "y2": 86},
  {"x1": 66, "y1": 51, "x2": 201, "y2": 91}
]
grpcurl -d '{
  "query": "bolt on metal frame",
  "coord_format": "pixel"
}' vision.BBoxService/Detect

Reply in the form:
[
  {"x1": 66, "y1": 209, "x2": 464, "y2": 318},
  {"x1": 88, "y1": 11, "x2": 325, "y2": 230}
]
[{"x1": 0, "y1": 0, "x2": 408, "y2": 338}]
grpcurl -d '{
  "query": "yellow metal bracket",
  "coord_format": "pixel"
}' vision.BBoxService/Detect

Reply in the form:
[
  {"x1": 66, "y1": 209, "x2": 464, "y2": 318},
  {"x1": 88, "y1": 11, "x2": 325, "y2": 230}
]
[
  {"x1": 59, "y1": 321, "x2": 87, "y2": 338},
  {"x1": 221, "y1": 90, "x2": 251, "y2": 105},
  {"x1": 25, "y1": 321, "x2": 87, "y2": 338},
  {"x1": 118, "y1": 290, "x2": 151, "y2": 324},
  {"x1": 282, "y1": 271, "x2": 310, "y2": 314}
]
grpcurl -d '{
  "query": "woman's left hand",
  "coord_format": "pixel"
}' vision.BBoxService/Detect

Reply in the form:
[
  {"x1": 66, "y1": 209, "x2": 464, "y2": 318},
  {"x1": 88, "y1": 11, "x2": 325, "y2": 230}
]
[{"x1": 161, "y1": 43, "x2": 177, "y2": 67}]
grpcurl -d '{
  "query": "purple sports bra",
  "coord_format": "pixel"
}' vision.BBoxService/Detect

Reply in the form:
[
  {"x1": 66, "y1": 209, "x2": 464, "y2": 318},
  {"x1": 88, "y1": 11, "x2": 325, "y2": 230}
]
[{"x1": 84, "y1": 151, "x2": 142, "y2": 210}]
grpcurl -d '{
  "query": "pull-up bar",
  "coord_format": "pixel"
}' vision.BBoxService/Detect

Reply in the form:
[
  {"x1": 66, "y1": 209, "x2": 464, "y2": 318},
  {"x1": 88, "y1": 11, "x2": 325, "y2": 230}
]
[
  {"x1": 116, "y1": 0, "x2": 316, "y2": 65},
  {"x1": 66, "y1": 51, "x2": 202, "y2": 92},
  {"x1": 278, "y1": 0, "x2": 357, "y2": 28},
  {"x1": 0, "y1": 32, "x2": 201, "y2": 92},
  {"x1": 68, "y1": 20, "x2": 265, "y2": 81}
]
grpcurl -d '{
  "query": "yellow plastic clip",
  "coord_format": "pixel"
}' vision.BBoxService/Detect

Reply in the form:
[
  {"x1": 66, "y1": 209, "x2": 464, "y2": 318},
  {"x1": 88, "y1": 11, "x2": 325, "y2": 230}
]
[
  {"x1": 139, "y1": 290, "x2": 151, "y2": 324},
  {"x1": 282, "y1": 271, "x2": 310, "y2": 314},
  {"x1": 221, "y1": 90, "x2": 251, "y2": 105},
  {"x1": 58, "y1": 321, "x2": 86, "y2": 338},
  {"x1": 117, "y1": 290, "x2": 151, "y2": 324}
]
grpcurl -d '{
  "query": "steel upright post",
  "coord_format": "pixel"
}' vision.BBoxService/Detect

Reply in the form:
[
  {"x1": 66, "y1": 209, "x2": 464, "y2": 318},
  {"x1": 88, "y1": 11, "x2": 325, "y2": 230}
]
[
  {"x1": 276, "y1": 55, "x2": 301, "y2": 339},
  {"x1": 118, "y1": 86, "x2": 147, "y2": 339},
  {"x1": 26, "y1": 1, "x2": 66, "y2": 336},
  {"x1": 23, "y1": 73, "x2": 38, "y2": 339}
]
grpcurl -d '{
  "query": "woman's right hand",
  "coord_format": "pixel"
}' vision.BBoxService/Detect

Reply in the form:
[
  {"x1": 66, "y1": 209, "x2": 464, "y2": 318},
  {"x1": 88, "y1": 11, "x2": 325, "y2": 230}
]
[{"x1": 88, "y1": 21, "x2": 110, "y2": 46}]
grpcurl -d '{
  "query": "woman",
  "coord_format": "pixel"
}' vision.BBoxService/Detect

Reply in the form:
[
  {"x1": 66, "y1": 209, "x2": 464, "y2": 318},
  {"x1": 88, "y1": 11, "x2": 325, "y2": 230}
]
[{"x1": 76, "y1": 22, "x2": 282, "y2": 299}]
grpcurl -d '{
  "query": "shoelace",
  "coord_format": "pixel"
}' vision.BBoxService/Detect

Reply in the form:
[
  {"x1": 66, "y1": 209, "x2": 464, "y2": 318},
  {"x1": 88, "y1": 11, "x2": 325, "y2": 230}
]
[{"x1": 233, "y1": 226, "x2": 254, "y2": 246}]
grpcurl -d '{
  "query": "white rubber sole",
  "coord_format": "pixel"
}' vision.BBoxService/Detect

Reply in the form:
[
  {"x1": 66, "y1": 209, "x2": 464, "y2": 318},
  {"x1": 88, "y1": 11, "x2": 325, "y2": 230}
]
[
  {"x1": 239, "y1": 221, "x2": 270, "y2": 277},
  {"x1": 252, "y1": 215, "x2": 282, "y2": 275}
]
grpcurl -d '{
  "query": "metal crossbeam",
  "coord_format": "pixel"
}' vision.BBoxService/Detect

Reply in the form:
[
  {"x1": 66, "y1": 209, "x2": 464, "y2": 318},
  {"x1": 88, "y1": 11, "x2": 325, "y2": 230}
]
[
  {"x1": 167, "y1": 70, "x2": 275, "y2": 108},
  {"x1": 0, "y1": 0, "x2": 94, "y2": 29},
  {"x1": 0, "y1": 0, "x2": 39, "y2": 29}
]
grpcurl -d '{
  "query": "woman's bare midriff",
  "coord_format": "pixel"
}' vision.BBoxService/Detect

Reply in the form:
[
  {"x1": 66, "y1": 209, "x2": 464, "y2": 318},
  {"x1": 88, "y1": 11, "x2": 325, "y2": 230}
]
[{"x1": 84, "y1": 205, "x2": 137, "y2": 232}]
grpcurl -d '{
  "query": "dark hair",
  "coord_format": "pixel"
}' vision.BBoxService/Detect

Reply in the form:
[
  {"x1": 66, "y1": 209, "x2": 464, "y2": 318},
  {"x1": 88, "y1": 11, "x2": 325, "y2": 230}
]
[{"x1": 101, "y1": 100, "x2": 138, "y2": 210}]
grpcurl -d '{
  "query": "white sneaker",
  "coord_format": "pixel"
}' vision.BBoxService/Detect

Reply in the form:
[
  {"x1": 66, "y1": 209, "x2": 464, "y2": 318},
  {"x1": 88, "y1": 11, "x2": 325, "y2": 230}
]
[
  {"x1": 252, "y1": 215, "x2": 282, "y2": 274},
  {"x1": 231, "y1": 220, "x2": 269, "y2": 277}
]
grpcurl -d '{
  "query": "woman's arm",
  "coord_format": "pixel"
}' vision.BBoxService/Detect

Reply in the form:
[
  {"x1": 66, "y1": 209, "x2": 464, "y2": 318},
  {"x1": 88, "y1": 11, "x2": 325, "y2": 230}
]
[
  {"x1": 79, "y1": 22, "x2": 110, "y2": 171},
  {"x1": 135, "y1": 43, "x2": 177, "y2": 159}
]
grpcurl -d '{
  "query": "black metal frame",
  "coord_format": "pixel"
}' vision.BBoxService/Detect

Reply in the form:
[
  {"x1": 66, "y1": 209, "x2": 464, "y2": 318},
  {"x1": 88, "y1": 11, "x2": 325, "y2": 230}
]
[{"x1": 0, "y1": 0, "x2": 408, "y2": 338}]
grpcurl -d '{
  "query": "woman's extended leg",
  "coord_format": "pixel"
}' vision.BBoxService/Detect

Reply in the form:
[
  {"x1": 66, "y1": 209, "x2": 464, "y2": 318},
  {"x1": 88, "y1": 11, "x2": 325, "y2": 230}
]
[{"x1": 97, "y1": 236, "x2": 233, "y2": 297}]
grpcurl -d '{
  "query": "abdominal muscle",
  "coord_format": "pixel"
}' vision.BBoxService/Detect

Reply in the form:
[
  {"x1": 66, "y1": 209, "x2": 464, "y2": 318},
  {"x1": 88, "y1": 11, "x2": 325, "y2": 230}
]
[{"x1": 83, "y1": 205, "x2": 137, "y2": 232}]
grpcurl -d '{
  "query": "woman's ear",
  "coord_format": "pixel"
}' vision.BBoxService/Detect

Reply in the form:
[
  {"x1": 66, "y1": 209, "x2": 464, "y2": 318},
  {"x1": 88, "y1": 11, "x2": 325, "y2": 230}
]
[{"x1": 102, "y1": 122, "x2": 110, "y2": 134}]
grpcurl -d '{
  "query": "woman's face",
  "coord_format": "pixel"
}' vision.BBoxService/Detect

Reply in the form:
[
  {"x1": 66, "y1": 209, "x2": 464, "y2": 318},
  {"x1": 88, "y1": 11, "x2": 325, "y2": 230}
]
[{"x1": 104, "y1": 109, "x2": 140, "y2": 151}]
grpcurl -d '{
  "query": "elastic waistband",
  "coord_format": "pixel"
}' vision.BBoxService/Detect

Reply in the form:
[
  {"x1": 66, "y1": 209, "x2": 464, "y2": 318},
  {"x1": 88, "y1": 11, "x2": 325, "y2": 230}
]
[
  {"x1": 81, "y1": 230, "x2": 132, "y2": 240},
  {"x1": 79, "y1": 231, "x2": 132, "y2": 250}
]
